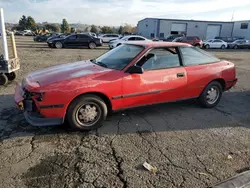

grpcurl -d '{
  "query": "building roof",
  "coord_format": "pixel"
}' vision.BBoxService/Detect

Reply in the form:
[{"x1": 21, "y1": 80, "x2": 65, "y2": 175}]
[{"x1": 138, "y1": 18, "x2": 234, "y2": 24}]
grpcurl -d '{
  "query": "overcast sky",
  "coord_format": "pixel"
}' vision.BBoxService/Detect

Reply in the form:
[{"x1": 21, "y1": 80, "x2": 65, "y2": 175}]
[{"x1": 1, "y1": 0, "x2": 250, "y2": 26}]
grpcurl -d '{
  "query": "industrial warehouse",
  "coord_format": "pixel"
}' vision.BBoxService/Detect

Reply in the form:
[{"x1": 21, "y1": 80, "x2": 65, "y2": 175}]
[{"x1": 137, "y1": 18, "x2": 250, "y2": 40}]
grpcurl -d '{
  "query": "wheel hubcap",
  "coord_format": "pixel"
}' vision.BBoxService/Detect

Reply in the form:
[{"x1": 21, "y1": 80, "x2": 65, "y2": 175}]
[
  {"x1": 56, "y1": 43, "x2": 62, "y2": 48},
  {"x1": 76, "y1": 103, "x2": 100, "y2": 126},
  {"x1": 206, "y1": 87, "x2": 219, "y2": 104}
]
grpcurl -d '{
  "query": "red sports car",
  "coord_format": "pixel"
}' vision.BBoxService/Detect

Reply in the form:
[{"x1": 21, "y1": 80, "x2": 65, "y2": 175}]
[{"x1": 14, "y1": 41, "x2": 237, "y2": 130}]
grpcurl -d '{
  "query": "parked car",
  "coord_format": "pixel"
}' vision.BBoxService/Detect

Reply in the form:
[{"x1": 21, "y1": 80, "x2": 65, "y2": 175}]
[
  {"x1": 14, "y1": 31, "x2": 24, "y2": 36},
  {"x1": 99, "y1": 34, "x2": 120, "y2": 43},
  {"x1": 109, "y1": 35, "x2": 150, "y2": 49},
  {"x1": 203, "y1": 39, "x2": 228, "y2": 49},
  {"x1": 227, "y1": 39, "x2": 250, "y2": 49},
  {"x1": 47, "y1": 33, "x2": 102, "y2": 49},
  {"x1": 23, "y1": 30, "x2": 35, "y2": 36},
  {"x1": 34, "y1": 33, "x2": 59, "y2": 42},
  {"x1": 173, "y1": 36, "x2": 202, "y2": 47},
  {"x1": 47, "y1": 33, "x2": 71, "y2": 42},
  {"x1": 214, "y1": 36, "x2": 244, "y2": 43},
  {"x1": 14, "y1": 41, "x2": 237, "y2": 130},
  {"x1": 162, "y1": 34, "x2": 184, "y2": 42}
]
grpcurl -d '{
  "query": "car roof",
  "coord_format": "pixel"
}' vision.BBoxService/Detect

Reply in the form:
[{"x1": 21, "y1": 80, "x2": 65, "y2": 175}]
[{"x1": 123, "y1": 41, "x2": 191, "y2": 47}]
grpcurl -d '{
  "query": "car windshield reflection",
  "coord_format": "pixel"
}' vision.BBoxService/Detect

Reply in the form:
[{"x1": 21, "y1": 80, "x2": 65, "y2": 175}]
[{"x1": 92, "y1": 44, "x2": 144, "y2": 70}]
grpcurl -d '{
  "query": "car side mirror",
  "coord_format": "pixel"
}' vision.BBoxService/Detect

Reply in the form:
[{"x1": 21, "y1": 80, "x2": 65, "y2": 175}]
[{"x1": 125, "y1": 65, "x2": 144, "y2": 74}]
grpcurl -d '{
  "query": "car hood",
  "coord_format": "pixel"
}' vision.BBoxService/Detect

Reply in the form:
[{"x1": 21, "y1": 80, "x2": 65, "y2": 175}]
[{"x1": 24, "y1": 60, "x2": 108, "y2": 89}]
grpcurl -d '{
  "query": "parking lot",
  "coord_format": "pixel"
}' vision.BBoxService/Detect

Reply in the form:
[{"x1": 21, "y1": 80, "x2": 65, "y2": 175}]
[{"x1": 0, "y1": 36, "x2": 250, "y2": 188}]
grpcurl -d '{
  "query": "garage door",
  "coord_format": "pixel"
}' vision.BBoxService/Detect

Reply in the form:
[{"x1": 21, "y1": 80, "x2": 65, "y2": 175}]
[
  {"x1": 171, "y1": 23, "x2": 187, "y2": 34},
  {"x1": 206, "y1": 25, "x2": 221, "y2": 39}
]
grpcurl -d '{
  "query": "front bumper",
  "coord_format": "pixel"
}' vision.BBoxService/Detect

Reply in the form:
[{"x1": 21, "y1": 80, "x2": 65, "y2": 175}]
[
  {"x1": 225, "y1": 78, "x2": 238, "y2": 91},
  {"x1": 14, "y1": 83, "x2": 64, "y2": 126},
  {"x1": 109, "y1": 44, "x2": 115, "y2": 49}
]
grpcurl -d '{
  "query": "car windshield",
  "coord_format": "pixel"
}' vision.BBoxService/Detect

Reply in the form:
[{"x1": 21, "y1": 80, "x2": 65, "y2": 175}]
[
  {"x1": 119, "y1": 36, "x2": 126, "y2": 40},
  {"x1": 91, "y1": 44, "x2": 144, "y2": 70}
]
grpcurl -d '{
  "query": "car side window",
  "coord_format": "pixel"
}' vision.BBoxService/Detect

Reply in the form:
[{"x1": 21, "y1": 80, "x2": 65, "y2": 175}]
[
  {"x1": 78, "y1": 34, "x2": 90, "y2": 39},
  {"x1": 180, "y1": 47, "x2": 219, "y2": 66},
  {"x1": 139, "y1": 48, "x2": 180, "y2": 71},
  {"x1": 214, "y1": 40, "x2": 222, "y2": 42},
  {"x1": 68, "y1": 35, "x2": 77, "y2": 40},
  {"x1": 135, "y1": 37, "x2": 145, "y2": 41},
  {"x1": 128, "y1": 37, "x2": 136, "y2": 41}
]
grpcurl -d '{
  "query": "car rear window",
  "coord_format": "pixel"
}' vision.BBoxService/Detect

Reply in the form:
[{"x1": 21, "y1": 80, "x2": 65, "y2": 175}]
[{"x1": 180, "y1": 47, "x2": 220, "y2": 66}]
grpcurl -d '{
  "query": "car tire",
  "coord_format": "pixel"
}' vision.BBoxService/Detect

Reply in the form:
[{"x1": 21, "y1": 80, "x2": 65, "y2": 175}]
[
  {"x1": 5, "y1": 72, "x2": 16, "y2": 81},
  {"x1": 221, "y1": 45, "x2": 226, "y2": 49},
  {"x1": 198, "y1": 81, "x2": 222, "y2": 108},
  {"x1": 88, "y1": 42, "x2": 96, "y2": 49},
  {"x1": 67, "y1": 94, "x2": 108, "y2": 131},
  {"x1": 234, "y1": 45, "x2": 238, "y2": 49},
  {"x1": 205, "y1": 44, "x2": 210, "y2": 49},
  {"x1": 55, "y1": 42, "x2": 63, "y2": 49},
  {"x1": 0, "y1": 73, "x2": 8, "y2": 86}
]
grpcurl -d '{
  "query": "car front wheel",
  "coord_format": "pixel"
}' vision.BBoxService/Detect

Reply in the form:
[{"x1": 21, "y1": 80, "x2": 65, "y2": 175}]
[
  {"x1": 205, "y1": 44, "x2": 210, "y2": 49},
  {"x1": 221, "y1": 45, "x2": 226, "y2": 49},
  {"x1": 55, "y1": 42, "x2": 63, "y2": 49},
  {"x1": 198, "y1": 81, "x2": 222, "y2": 108},
  {"x1": 67, "y1": 95, "x2": 108, "y2": 131}
]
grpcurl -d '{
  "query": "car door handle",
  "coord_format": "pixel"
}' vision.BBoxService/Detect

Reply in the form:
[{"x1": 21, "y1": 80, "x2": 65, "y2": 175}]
[{"x1": 177, "y1": 72, "x2": 185, "y2": 77}]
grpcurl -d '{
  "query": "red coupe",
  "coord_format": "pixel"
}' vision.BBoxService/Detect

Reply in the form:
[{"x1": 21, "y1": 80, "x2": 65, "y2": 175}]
[{"x1": 14, "y1": 41, "x2": 237, "y2": 130}]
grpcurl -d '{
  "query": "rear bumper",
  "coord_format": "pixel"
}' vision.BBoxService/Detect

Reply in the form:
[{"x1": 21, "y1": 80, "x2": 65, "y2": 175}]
[{"x1": 14, "y1": 83, "x2": 64, "y2": 127}]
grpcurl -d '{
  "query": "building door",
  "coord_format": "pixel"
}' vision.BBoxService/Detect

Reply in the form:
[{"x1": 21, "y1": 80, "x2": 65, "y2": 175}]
[
  {"x1": 206, "y1": 25, "x2": 221, "y2": 39},
  {"x1": 171, "y1": 23, "x2": 187, "y2": 35}
]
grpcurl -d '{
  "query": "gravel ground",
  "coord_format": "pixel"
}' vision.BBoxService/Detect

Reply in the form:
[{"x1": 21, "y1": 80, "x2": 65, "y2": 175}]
[{"x1": 0, "y1": 36, "x2": 250, "y2": 188}]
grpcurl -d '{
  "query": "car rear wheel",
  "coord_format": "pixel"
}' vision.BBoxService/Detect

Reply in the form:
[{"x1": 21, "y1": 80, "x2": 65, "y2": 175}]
[
  {"x1": 67, "y1": 95, "x2": 108, "y2": 131},
  {"x1": 88, "y1": 42, "x2": 96, "y2": 49},
  {"x1": 205, "y1": 44, "x2": 210, "y2": 49},
  {"x1": 234, "y1": 45, "x2": 238, "y2": 49},
  {"x1": 5, "y1": 72, "x2": 16, "y2": 81},
  {"x1": 0, "y1": 73, "x2": 8, "y2": 86},
  {"x1": 198, "y1": 81, "x2": 222, "y2": 108},
  {"x1": 221, "y1": 45, "x2": 226, "y2": 49},
  {"x1": 55, "y1": 42, "x2": 63, "y2": 49}
]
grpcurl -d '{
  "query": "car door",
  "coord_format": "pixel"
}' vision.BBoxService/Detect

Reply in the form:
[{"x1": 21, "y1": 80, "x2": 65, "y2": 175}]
[
  {"x1": 77, "y1": 34, "x2": 90, "y2": 47},
  {"x1": 121, "y1": 47, "x2": 187, "y2": 108},
  {"x1": 179, "y1": 46, "x2": 221, "y2": 98},
  {"x1": 214, "y1": 39, "x2": 222, "y2": 48},
  {"x1": 64, "y1": 34, "x2": 77, "y2": 46}
]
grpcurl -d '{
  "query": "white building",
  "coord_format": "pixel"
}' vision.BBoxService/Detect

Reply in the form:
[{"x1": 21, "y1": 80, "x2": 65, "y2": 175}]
[{"x1": 137, "y1": 18, "x2": 250, "y2": 40}]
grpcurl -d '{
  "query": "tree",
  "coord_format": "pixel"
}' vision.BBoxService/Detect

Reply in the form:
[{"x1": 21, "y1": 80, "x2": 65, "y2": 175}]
[
  {"x1": 118, "y1": 26, "x2": 123, "y2": 34},
  {"x1": 45, "y1": 24, "x2": 60, "y2": 32},
  {"x1": 90, "y1": 25, "x2": 98, "y2": 33},
  {"x1": 18, "y1": 15, "x2": 27, "y2": 30},
  {"x1": 61, "y1": 19, "x2": 70, "y2": 33},
  {"x1": 70, "y1": 27, "x2": 76, "y2": 33},
  {"x1": 101, "y1": 26, "x2": 113, "y2": 34},
  {"x1": 26, "y1": 16, "x2": 36, "y2": 30}
]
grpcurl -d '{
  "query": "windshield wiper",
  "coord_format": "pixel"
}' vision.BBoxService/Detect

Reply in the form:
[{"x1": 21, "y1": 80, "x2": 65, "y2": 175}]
[{"x1": 90, "y1": 59, "x2": 107, "y2": 68}]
